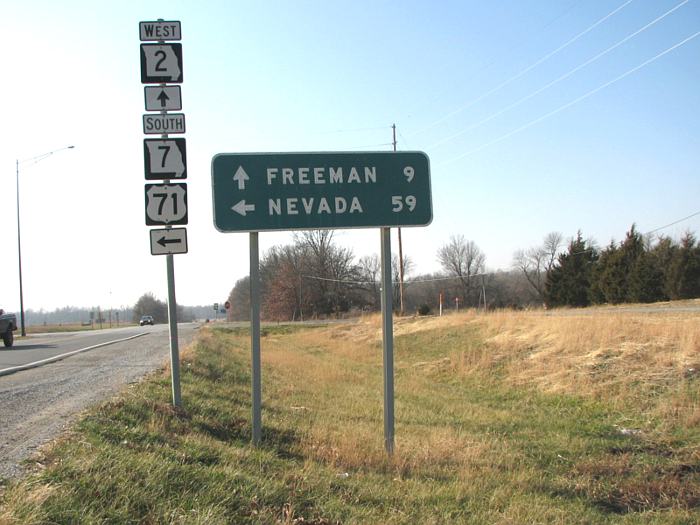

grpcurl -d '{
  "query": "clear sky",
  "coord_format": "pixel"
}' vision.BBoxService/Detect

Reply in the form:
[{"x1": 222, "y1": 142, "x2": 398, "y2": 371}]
[{"x1": 1, "y1": 0, "x2": 698, "y2": 312}]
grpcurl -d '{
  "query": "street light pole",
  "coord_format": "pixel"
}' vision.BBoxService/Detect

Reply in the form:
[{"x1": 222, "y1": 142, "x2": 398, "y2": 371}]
[
  {"x1": 16, "y1": 159, "x2": 25, "y2": 336},
  {"x1": 15, "y1": 145, "x2": 75, "y2": 336}
]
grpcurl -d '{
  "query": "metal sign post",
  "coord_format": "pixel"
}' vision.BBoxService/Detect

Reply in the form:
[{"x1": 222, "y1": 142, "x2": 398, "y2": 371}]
[
  {"x1": 249, "y1": 232, "x2": 262, "y2": 445},
  {"x1": 140, "y1": 19, "x2": 186, "y2": 408},
  {"x1": 166, "y1": 254, "x2": 181, "y2": 406},
  {"x1": 380, "y1": 227, "x2": 395, "y2": 455}
]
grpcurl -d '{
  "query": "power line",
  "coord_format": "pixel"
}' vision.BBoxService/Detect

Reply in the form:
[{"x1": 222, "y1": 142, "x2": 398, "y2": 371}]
[
  {"x1": 645, "y1": 210, "x2": 700, "y2": 235},
  {"x1": 300, "y1": 209, "x2": 700, "y2": 284},
  {"x1": 344, "y1": 142, "x2": 393, "y2": 150},
  {"x1": 562, "y1": 210, "x2": 700, "y2": 256},
  {"x1": 397, "y1": 129, "x2": 410, "y2": 148},
  {"x1": 410, "y1": 0, "x2": 636, "y2": 138},
  {"x1": 427, "y1": 0, "x2": 690, "y2": 150},
  {"x1": 302, "y1": 275, "x2": 376, "y2": 285},
  {"x1": 302, "y1": 273, "x2": 483, "y2": 286},
  {"x1": 438, "y1": 29, "x2": 700, "y2": 165},
  {"x1": 313, "y1": 125, "x2": 391, "y2": 135}
]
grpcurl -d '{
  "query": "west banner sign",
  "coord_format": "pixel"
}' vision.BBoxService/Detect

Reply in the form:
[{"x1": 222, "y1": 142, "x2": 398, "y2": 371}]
[{"x1": 211, "y1": 151, "x2": 431, "y2": 232}]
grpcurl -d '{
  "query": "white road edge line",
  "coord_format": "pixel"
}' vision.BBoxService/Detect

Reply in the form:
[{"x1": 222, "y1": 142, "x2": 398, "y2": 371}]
[{"x1": 0, "y1": 333, "x2": 149, "y2": 377}]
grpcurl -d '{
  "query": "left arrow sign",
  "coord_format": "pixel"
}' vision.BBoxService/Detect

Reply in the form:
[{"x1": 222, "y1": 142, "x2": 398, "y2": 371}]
[{"x1": 150, "y1": 228, "x2": 188, "y2": 255}]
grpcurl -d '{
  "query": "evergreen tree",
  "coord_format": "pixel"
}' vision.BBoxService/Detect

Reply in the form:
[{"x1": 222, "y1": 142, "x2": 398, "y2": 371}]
[
  {"x1": 628, "y1": 250, "x2": 665, "y2": 303},
  {"x1": 544, "y1": 232, "x2": 597, "y2": 307},
  {"x1": 591, "y1": 225, "x2": 645, "y2": 304},
  {"x1": 590, "y1": 241, "x2": 625, "y2": 304},
  {"x1": 666, "y1": 233, "x2": 700, "y2": 299}
]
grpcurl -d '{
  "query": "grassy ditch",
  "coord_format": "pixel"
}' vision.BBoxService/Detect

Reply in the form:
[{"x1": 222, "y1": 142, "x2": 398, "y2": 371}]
[{"x1": 1, "y1": 311, "x2": 698, "y2": 524}]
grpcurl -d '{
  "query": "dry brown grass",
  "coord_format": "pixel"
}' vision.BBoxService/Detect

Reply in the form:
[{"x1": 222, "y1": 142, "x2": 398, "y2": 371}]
[
  {"x1": 276, "y1": 305, "x2": 699, "y2": 431},
  {"x1": 459, "y1": 307, "x2": 699, "y2": 426}
]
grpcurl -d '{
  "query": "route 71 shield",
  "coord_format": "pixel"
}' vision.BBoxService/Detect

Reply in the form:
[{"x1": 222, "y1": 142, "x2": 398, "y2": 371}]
[
  {"x1": 145, "y1": 183, "x2": 188, "y2": 225},
  {"x1": 144, "y1": 139, "x2": 187, "y2": 180}
]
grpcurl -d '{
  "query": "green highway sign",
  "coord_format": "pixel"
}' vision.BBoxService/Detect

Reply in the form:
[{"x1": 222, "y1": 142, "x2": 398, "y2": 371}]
[{"x1": 211, "y1": 151, "x2": 432, "y2": 232}]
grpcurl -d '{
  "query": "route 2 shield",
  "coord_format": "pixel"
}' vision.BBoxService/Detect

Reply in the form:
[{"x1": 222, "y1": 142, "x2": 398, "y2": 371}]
[{"x1": 140, "y1": 43, "x2": 183, "y2": 83}]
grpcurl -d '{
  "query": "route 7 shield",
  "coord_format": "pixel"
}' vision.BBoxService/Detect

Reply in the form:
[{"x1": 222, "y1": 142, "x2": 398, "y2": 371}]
[
  {"x1": 145, "y1": 183, "x2": 188, "y2": 225},
  {"x1": 144, "y1": 139, "x2": 187, "y2": 180}
]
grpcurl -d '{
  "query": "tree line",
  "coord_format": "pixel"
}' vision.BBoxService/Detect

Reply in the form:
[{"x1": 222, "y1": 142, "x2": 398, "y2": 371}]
[
  {"x1": 226, "y1": 231, "x2": 529, "y2": 321},
  {"x1": 225, "y1": 225, "x2": 700, "y2": 321},
  {"x1": 131, "y1": 293, "x2": 214, "y2": 323},
  {"x1": 541, "y1": 226, "x2": 700, "y2": 307}
]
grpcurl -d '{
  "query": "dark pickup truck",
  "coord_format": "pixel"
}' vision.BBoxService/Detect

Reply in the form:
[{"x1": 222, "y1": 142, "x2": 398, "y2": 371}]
[{"x1": 0, "y1": 309, "x2": 18, "y2": 347}]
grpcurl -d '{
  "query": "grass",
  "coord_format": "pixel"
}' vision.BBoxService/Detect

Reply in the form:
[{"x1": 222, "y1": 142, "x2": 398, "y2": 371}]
[
  {"x1": 0, "y1": 308, "x2": 698, "y2": 524},
  {"x1": 24, "y1": 323, "x2": 136, "y2": 334}
]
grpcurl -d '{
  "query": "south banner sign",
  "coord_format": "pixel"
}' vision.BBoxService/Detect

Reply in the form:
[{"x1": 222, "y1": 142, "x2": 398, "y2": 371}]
[
  {"x1": 143, "y1": 113, "x2": 186, "y2": 134},
  {"x1": 211, "y1": 151, "x2": 431, "y2": 232}
]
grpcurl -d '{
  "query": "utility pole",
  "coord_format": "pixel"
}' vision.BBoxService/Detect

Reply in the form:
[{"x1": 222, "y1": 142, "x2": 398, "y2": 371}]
[
  {"x1": 299, "y1": 274, "x2": 303, "y2": 322},
  {"x1": 393, "y1": 124, "x2": 405, "y2": 316}
]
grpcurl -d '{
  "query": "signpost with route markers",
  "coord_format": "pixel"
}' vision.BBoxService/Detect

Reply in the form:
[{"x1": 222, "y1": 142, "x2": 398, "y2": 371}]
[{"x1": 139, "y1": 19, "x2": 186, "y2": 409}]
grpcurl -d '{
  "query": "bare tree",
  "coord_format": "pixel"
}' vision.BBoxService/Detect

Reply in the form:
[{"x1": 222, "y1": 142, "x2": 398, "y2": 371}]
[
  {"x1": 357, "y1": 254, "x2": 381, "y2": 309},
  {"x1": 437, "y1": 235, "x2": 485, "y2": 305},
  {"x1": 513, "y1": 232, "x2": 563, "y2": 302},
  {"x1": 295, "y1": 230, "x2": 359, "y2": 316},
  {"x1": 392, "y1": 253, "x2": 414, "y2": 310}
]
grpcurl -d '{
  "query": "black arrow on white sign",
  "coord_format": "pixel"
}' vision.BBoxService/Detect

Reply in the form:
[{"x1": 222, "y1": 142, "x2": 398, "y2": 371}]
[
  {"x1": 158, "y1": 236, "x2": 180, "y2": 247},
  {"x1": 157, "y1": 90, "x2": 170, "y2": 107},
  {"x1": 144, "y1": 85, "x2": 182, "y2": 111},
  {"x1": 150, "y1": 228, "x2": 188, "y2": 255}
]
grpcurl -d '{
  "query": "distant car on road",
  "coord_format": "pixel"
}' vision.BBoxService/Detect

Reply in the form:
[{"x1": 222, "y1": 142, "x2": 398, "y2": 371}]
[
  {"x1": 0, "y1": 308, "x2": 18, "y2": 347},
  {"x1": 139, "y1": 315, "x2": 154, "y2": 326}
]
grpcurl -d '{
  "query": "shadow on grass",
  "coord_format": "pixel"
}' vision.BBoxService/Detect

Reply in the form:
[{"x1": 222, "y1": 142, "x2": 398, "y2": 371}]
[{"x1": 194, "y1": 416, "x2": 306, "y2": 462}]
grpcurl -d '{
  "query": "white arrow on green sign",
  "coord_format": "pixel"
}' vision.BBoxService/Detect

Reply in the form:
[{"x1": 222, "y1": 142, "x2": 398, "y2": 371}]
[{"x1": 211, "y1": 151, "x2": 431, "y2": 232}]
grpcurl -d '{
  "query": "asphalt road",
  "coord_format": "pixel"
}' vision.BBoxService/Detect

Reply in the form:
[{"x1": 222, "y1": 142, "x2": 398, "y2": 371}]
[
  {"x1": 0, "y1": 323, "x2": 199, "y2": 481},
  {"x1": 1, "y1": 325, "x2": 152, "y2": 374}
]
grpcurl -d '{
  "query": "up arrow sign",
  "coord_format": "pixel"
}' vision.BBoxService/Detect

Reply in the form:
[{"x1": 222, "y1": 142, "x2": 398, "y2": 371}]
[
  {"x1": 233, "y1": 166, "x2": 250, "y2": 190},
  {"x1": 232, "y1": 200, "x2": 255, "y2": 216},
  {"x1": 157, "y1": 90, "x2": 170, "y2": 107}
]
